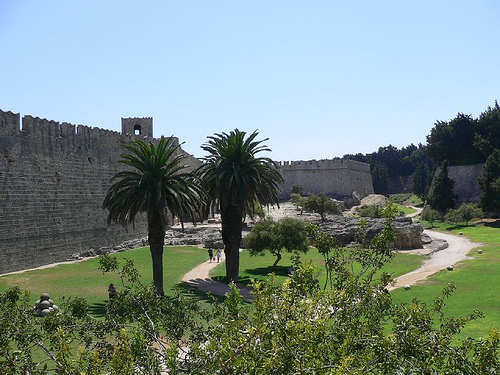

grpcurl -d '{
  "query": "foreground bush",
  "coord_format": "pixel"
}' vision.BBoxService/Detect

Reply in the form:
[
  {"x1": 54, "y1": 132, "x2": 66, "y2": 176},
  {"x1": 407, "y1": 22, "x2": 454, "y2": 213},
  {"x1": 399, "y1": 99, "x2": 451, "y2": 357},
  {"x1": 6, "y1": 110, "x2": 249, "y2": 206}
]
[{"x1": 1, "y1": 206, "x2": 498, "y2": 373}]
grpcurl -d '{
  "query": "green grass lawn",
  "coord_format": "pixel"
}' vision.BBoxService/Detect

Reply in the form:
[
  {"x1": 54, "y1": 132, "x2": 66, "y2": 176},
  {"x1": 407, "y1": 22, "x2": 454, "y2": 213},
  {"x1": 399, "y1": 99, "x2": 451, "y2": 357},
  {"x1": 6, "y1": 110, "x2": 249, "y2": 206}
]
[
  {"x1": 0, "y1": 245, "x2": 207, "y2": 314},
  {"x1": 394, "y1": 203, "x2": 416, "y2": 216},
  {"x1": 391, "y1": 222, "x2": 500, "y2": 339},
  {"x1": 3, "y1": 221, "x2": 499, "y2": 340},
  {"x1": 210, "y1": 247, "x2": 425, "y2": 289},
  {"x1": 389, "y1": 193, "x2": 423, "y2": 207}
]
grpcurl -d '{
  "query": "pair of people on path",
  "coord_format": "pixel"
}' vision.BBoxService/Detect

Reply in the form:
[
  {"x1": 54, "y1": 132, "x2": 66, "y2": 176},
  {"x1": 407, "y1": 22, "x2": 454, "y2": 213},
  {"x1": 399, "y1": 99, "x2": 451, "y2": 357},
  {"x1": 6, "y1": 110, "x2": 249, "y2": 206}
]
[{"x1": 208, "y1": 248, "x2": 222, "y2": 263}]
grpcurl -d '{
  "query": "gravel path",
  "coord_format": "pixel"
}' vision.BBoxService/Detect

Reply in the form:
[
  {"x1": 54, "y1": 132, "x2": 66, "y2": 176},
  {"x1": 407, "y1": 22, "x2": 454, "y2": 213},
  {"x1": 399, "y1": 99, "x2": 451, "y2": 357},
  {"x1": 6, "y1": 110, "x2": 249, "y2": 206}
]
[{"x1": 389, "y1": 229, "x2": 482, "y2": 290}]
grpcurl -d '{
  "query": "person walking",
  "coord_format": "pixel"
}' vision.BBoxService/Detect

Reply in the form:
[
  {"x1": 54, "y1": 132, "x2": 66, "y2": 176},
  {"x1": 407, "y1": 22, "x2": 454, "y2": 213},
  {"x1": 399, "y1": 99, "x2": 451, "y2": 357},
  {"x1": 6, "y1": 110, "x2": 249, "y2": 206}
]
[
  {"x1": 208, "y1": 248, "x2": 213, "y2": 263},
  {"x1": 216, "y1": 249, "x2": 221, "y2": 263}
]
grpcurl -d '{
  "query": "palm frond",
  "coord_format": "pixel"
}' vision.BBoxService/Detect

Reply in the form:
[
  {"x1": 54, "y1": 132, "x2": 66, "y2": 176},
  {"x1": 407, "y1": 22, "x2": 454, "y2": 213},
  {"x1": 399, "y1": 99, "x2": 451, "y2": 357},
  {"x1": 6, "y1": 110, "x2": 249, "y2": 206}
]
[
  {"x1": 197, "y1": 129, "x2": 283, "y2": 217},
  {"x1": 103, "y1": 137, "x2": 205, "y2": 227}
]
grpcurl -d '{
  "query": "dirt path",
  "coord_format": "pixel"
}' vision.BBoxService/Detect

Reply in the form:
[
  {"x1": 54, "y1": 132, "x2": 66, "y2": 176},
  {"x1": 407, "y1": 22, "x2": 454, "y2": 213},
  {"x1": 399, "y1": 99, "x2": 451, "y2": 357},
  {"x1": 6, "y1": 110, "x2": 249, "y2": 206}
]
[
  {"x1": 407, "y1": 205, "x2": 423, "y2": 218},
  {"x1": 389, "y1": 229, "x2": 482, "y2": 290}
]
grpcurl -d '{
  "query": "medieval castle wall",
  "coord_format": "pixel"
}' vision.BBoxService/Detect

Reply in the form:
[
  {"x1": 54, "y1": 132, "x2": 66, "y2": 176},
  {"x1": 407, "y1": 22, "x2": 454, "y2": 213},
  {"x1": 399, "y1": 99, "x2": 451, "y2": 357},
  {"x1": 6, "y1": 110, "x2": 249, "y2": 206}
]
[
  {"x1": 277, "y1": 158, "x2": 374, "y2": 201},
  {"x1": 0, "y1": 110, "x2": 200, "y2": 274},
  {"x1": 429, "y1": 163, "x2": 485, "y2": 206}
]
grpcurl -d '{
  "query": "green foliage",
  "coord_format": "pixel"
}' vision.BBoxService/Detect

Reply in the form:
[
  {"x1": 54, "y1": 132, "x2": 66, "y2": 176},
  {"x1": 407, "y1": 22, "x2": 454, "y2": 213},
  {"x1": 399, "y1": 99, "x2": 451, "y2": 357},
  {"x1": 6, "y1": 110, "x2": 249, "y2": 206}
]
[
  {"x1": 303, "y1": 193, "x2": 340, "y2": 222},
  {"x1": 426, "y1": 113, "x2": 484, "y2": 165},
  {"x1": 389, "y1": 194, "x2": 423, "y2": 207},
  {"x1": 412, "y1": 162, "x2": 432, "y2": 199},
  {"x1": 291, "y1": 184, "x2": 304, "y2": 195},
  {"x1": 103, "y1": 137, "x2": 205, "y2": 295},
  {"x1": 1, "y1": 214, "x2": 500, "y2": 373},
  {"x1": 103, "y1": 137, "x2": 204, "y2": 227},
  {"x1": 357, "y1": 205, "x2": 385, "y2": 218},
  {"x1": 345, "y1": 143, "x2": 427, "y2": 179},
  {"x1": 420, "y1": 206, "x2": 440, "y2": 227},
  {"x1": 290, "y1": 193, "x2": 305, "y2": 214},
  {"x1": 246, "y1": 217, "x2": 309, "y2": 269},
  {"x1": 197, "y1": 129, "x2": 283, "y2": 282},
  {"x1": 426, "y1": 102, "x2": 500, "y2": 166},
  {"x1": 445, "y1": 203, "x2": 483, "y2": 226},
  {"x1": 211, "y1": 242, "x2": 425, "y2": 291},
  {"x1": 197, "y1": 129, "x2": 283, "y2": 219},
  {"x1": 474, "y1": 100, "x2": 500, "y2": 159},
  {"x1": 248, "y1": 199, "x2": 266, "y2": 220},
  {"x1": 428, "y1": 160, "x2": 457, "y2": 213},
  {"x1": 479, "y1": 149, "x2": 500, "y2": 214},
  {"x1": 371, "y1": 162, "x2": 390, "y2": 195},
  {"x1": 388, "y1": 193, "x2": 412, "y2": 204}
]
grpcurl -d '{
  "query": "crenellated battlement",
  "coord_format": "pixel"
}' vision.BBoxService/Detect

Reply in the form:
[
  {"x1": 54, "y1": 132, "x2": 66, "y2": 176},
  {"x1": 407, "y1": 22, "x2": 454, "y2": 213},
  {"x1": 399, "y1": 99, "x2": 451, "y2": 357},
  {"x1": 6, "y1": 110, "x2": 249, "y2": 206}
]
[
  {"x1": 277, "y1": 157, "x2": 373, "y2": 201},
  {"x1": 277, "y1": 158, "x2": 371, "y2": 173},
  {"x1": 0, "y1": 108, "x2": 201, "y2": 275},
  {"x1": 0, "y1": 110, "x2": 21, "y2": 136}
]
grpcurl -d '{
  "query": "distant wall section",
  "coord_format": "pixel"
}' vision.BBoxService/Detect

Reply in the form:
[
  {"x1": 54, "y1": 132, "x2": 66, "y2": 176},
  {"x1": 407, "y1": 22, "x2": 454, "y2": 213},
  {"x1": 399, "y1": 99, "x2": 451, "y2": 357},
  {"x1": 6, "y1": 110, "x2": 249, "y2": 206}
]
[
  {"x1": 277, "y1": 158, "x2": 374, "y2": 201},
  {"x1": 429, "y1": 163, "x2": 484, "y2": 206},
  {"x1": 0, "y1": 110, "x2": 200, "y2": 274}
]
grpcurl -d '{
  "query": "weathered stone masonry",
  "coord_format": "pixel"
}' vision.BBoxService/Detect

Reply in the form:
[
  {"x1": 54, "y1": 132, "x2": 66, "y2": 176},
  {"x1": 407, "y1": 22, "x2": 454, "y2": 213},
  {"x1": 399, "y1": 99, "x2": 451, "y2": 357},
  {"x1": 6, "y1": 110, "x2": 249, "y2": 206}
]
[
  {"x1": 277, "y1": 158, "x2": 374, "y2": 201},
  {"x1": 0, "y1": 110, "x2": 200, "y2": 274}
]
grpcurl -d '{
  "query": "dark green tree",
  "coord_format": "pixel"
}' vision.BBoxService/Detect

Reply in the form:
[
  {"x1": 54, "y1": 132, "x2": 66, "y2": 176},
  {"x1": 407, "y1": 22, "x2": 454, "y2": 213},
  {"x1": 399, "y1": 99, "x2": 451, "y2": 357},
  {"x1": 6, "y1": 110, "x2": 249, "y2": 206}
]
[
  {"x1": 427, "y1": 160, "x2": 457, "y2": 213},
  {"x1": 412, "y1": 162, "x2": 431, "y2": 200},
  {"x1": 290, "y1": 193, "x2": 305, "y2": 214},
  {"x1": 197, "y1": 129, "x2": 283, "y2": 282},
  {"x1": 371, "y1": 163, "x2": 390, "y2": 195},
  {"x1": 291, "y1": 184, "x2": 304, "y2": 195},
  {"x1": 474, "y1": 100, "x2": 500, "y2": 159},
  {"x1": 479, "y1": 149, "x2": 500, "y2": 214},
  {"x1": 303, "y1": 193, "x2": 340, "y2": 222},
  {"x1": 103, "y1": 138, "x2": 204, "y2": 295},
  {"x1": 246, "y1": 217, "x2": 309, "y2": 270},
  {"x1": 445, "y1": 203, "x2": 483, "y2": 226},
  {"x1": 421, "y1": 206, "x2": 440, "y2": 228},
  {"x1": 426, "y1": 113, "x2": 483, "y2": 165}
]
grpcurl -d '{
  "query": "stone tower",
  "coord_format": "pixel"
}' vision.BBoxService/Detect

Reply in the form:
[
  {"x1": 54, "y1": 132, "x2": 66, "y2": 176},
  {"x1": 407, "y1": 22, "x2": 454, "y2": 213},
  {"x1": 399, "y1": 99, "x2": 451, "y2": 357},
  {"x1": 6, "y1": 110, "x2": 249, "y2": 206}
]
[{"x1": 121, "y1": 117, "x2": 153, "y2": 138}]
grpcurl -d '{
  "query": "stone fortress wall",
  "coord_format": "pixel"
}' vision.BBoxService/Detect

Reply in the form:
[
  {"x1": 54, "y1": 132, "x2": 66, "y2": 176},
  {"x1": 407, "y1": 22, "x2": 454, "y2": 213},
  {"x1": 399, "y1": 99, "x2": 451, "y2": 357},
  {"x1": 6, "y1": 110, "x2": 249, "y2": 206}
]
[
  {"x1": 0, "y1": 109, "x2": 201, "y2": 274},
  {"x1": 277, "y1": 158, "x2": 374, "y2": 201},
  {"x1": 429, "y1": 163, "x2": 485, "y2": 206}
]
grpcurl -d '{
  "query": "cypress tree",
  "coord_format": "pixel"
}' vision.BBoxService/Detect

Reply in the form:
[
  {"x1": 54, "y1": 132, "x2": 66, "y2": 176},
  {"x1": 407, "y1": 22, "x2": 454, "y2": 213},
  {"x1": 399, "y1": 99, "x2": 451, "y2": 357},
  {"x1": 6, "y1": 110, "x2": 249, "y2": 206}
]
[
  {"x1": 478, "y1": 149, "x2": 500, "y2": 214},
  {"x1": 428, "y1": 160, "x2": 457, "y2": 213}
]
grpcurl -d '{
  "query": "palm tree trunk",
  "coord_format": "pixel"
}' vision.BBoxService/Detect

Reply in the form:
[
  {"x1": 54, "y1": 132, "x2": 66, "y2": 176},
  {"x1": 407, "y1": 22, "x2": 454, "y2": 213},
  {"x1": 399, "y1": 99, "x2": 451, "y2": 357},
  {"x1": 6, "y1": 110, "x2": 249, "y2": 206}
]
[
  {"x1": 149, "y1": 209, "x2": 166, "y2": 295},
  {"x1": 221, "y1": 204, "x2": 242, "y2": 283}
]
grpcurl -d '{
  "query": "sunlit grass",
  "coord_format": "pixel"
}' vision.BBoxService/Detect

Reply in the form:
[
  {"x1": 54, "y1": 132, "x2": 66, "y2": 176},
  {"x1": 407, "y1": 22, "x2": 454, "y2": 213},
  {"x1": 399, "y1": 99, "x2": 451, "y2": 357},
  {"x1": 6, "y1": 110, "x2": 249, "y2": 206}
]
[
  {"x1": 391, "y1": 222, "x2": 500, "y2": 338},
  {"x1": 0, "y1": 246, "x2": 207, "y2": 311},
  {"x1": 210, "y1": 247, "x2": 425, "y2": 289}
]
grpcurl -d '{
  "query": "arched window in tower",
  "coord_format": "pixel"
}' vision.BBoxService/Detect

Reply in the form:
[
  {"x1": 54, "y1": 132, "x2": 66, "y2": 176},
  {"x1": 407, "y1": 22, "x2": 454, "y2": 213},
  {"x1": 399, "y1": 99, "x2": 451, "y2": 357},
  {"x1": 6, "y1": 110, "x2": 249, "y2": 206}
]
[{"x1": 134, "y1": 124, "x2": 142, "y2": 136}]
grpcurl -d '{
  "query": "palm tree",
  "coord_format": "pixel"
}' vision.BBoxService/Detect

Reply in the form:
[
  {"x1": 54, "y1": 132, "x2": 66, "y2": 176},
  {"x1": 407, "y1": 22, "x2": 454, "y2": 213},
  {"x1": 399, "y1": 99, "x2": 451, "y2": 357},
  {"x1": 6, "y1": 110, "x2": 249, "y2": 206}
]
[
  {"x1": 103, "y1": 137, "x2": 204, "y2": 295},
  {"x1": 197, "y1": 129, "x2": 283, "y2": 282}
]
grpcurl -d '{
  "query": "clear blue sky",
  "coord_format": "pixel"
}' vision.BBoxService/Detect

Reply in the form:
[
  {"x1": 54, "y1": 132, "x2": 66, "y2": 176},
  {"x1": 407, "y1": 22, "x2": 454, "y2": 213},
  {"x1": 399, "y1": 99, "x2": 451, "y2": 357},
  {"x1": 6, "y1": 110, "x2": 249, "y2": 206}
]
[{"x1": 1, "y1": 1, "x2": 499, "y2": 161}]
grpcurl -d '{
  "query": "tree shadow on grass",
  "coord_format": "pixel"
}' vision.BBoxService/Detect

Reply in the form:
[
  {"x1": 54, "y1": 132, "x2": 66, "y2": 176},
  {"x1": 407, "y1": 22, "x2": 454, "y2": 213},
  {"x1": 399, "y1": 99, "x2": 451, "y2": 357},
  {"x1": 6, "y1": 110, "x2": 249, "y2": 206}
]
[
  {"x1": 484, "y1": 220, "x2": 500, "y2": 228},
  {"x1": 246, "y1": 265, "x2": 290, "y2": 278},
  {"x1": 211, "y1": 265, "x2": 290, "y2": 287},
  {"x1": 211, "y1": 275, "x2": 252, "y2": 286},
  {"x1": 175, "y1": 281, "x2": 227, "y2": 304},
  {"x1": 88, "y1": 302, "x2": 107, "y2": 317}
]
